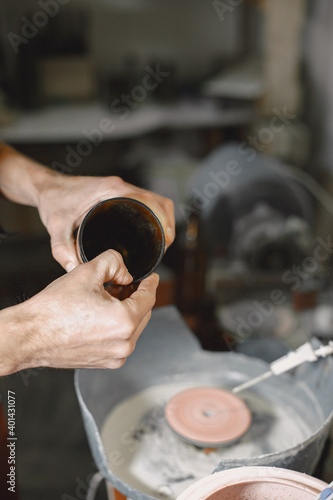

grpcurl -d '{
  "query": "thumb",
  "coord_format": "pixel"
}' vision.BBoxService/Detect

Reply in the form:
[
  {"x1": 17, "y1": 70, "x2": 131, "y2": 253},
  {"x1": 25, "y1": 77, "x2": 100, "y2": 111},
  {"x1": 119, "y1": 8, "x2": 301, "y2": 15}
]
[
  {"x1": 49, "y1": 219, "x2": 80, "y2": 272},
  {"x1": 91, "y1": 250, "x2": 133, "y2": 286}
]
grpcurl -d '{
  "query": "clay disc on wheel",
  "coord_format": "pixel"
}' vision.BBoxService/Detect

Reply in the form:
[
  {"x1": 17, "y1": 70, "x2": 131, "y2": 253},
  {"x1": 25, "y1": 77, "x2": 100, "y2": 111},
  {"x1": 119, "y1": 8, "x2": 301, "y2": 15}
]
[{"x1": 164, "y1": 386, "x2": 251, "y2": 447}]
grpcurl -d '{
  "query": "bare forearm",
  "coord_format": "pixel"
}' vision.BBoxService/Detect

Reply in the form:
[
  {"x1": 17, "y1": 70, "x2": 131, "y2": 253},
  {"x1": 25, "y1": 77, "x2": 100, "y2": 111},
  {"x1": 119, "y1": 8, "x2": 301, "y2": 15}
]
[
  {"x1": 0, "y1": 251, "x2": 158, "y2": 376},
  {"x1": 0, "y1": 142, "x2": 57, "y2": 207},
  {"x1": 0, "y1": 302, "x2": 38, "y2": 376}
]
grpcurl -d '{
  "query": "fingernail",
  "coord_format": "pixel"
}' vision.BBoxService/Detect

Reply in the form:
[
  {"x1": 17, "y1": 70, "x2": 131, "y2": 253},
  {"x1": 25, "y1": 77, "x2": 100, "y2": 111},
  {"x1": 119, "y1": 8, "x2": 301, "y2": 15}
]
[{"x1": 65, "y1": 262, "x2": 76, "y2": 273}]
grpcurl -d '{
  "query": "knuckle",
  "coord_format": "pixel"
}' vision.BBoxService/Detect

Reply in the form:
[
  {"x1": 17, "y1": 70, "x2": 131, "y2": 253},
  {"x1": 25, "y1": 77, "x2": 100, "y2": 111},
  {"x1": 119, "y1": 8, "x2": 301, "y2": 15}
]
[
  {"x1": 165, "y1": 198, "x2": 174, "y2": 211},
  {"x1": 51, "y1": 239, "x2": 66, "y2": 257},
  {"x1": 115, "y1": 358, "x2": 127, "y2": 368},
  {"x1": 104, "y1": 249, "x2": 125, "y2": 270},
  {"x1": 114, "y1": 342, "x2": 134, "y2": 359},
  {"x1": 106, "y1": 358, "x2": 127, "y2": 369},
  {"x1": 75, "y1": 261, "x2": 93, "y2": 279},
  {"x1": 119, "y1": 316, "x2": 136, "y2": 340},
  {"x1": 110, "y1": 176, "x2": 126, "y2": 190},
  {"x1": 51, "y1": 245, "x2": 62, "y2": 261},
  {"x1": 106, "y1": 249, "x2": 123, "y2": 264},
  {"x1": 90, "y1": 248, "x2": 124, "y2": 274}
]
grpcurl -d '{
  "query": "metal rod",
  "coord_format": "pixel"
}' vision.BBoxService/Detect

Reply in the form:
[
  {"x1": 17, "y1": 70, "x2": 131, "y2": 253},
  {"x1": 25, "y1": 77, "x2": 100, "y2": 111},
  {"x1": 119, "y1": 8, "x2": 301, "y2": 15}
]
[{"x1": 232, "y1": 370, "x2": 273, "y2": 394}]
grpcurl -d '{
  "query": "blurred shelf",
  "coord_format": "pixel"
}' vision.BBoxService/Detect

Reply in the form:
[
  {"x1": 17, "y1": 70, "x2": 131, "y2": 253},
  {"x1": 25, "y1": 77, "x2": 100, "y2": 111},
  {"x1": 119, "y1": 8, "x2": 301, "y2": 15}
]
[
  {"x1": 0, "y1": 99, "x2": 255, "y2": 144},
  {"x1": 201, "y1": 57, "x2": 266, "y2": 101}
]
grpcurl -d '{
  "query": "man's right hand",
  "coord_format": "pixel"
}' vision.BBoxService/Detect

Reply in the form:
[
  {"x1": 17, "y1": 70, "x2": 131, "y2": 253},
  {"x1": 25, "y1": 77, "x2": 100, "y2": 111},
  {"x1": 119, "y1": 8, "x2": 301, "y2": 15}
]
[{"x1": 0, "y1": 250, "x2": 159, "y2": 376}]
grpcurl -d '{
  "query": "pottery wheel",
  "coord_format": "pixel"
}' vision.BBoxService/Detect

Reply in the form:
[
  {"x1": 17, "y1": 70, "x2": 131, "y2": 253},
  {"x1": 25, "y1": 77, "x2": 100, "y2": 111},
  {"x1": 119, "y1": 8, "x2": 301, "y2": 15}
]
[{"x1": 164, "y1": 386, "x2": 252, "y2": 447}]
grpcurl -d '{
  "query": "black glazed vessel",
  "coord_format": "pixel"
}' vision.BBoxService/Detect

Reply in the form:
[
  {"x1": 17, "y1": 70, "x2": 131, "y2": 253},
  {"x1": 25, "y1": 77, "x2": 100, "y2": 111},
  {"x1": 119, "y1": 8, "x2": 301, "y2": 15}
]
[{"x1": 76, "y1": 197, "x2": 165, "y2": 282}]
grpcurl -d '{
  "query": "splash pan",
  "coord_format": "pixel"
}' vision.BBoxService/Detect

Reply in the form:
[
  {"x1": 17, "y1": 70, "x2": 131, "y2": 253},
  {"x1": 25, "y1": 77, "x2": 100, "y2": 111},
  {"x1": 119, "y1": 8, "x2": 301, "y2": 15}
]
[{"x1": 75, "y1": 306, "x2": 333, "y2": 500}]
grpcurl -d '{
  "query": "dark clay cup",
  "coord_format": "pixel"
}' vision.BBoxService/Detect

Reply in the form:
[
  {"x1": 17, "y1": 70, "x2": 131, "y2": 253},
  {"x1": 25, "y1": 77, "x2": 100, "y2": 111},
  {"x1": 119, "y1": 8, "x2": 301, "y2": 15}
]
[{"x1": 76, "y1": 197, "x2": 165, "y2": 284}]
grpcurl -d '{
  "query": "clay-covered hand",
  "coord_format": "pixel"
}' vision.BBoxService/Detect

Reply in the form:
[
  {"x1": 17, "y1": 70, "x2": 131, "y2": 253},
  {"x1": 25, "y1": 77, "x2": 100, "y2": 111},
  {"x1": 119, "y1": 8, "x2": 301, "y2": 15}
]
[
  {"x1": 0, "y1": 250, "x2": 159, "y2": 375},
  {"x1": 37, "y1": 174, "x2": 175, "y2": 272}
]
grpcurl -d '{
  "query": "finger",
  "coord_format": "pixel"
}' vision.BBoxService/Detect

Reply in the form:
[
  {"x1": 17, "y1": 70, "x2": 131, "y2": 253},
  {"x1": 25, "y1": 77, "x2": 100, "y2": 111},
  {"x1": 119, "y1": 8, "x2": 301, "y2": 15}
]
[
  {"x1": 49, "y1": 217, "x2": 80, "y2": 272},
  {"x1": 130, "y1": 309, "x2": 152, "y2": 346},
  {"x1": 90, "y1": 249, "x2": 133, "y2": 286},
  {"x1": 162, "y1": 198, "x2": 176, "y2": 248},
  {"x1": 151, "y1": 196, "x2": 175, "y2": 249},
  {"x1": 108, "y1": 308, "x2": 152, "y2": 362},
  {"x1": 128, "y1": 194, "x2": 175, "y2": 249},
  {"x1": 122, "y1": 273, "x2": 159, "y2": 322},
  {"x1": 104, "y1": 315, "x2": 152, "y2": 370},
  {"x1": 121, "y1": 276, "x2": 158, "y2": 348}
]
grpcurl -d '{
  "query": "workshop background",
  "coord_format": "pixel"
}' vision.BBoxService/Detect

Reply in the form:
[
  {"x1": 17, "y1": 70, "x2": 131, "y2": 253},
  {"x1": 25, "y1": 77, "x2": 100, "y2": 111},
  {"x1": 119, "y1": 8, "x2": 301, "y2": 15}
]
[{"x1": 0, "y1": 0, "x2": 333, "y2": 499}]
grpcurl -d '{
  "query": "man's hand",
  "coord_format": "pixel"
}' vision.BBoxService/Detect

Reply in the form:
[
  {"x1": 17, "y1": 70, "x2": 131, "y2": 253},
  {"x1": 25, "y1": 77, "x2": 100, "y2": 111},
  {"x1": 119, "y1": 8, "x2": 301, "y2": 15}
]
[
  {"x1": 36, "y1": 174, "x2": 175, "y2": 272},
  {"x1": 0, "y1": 250, "x2": 159, "y2": 375},
  {"x1": 0, "y1": 143, "x2": 175, "y2": 273}
]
